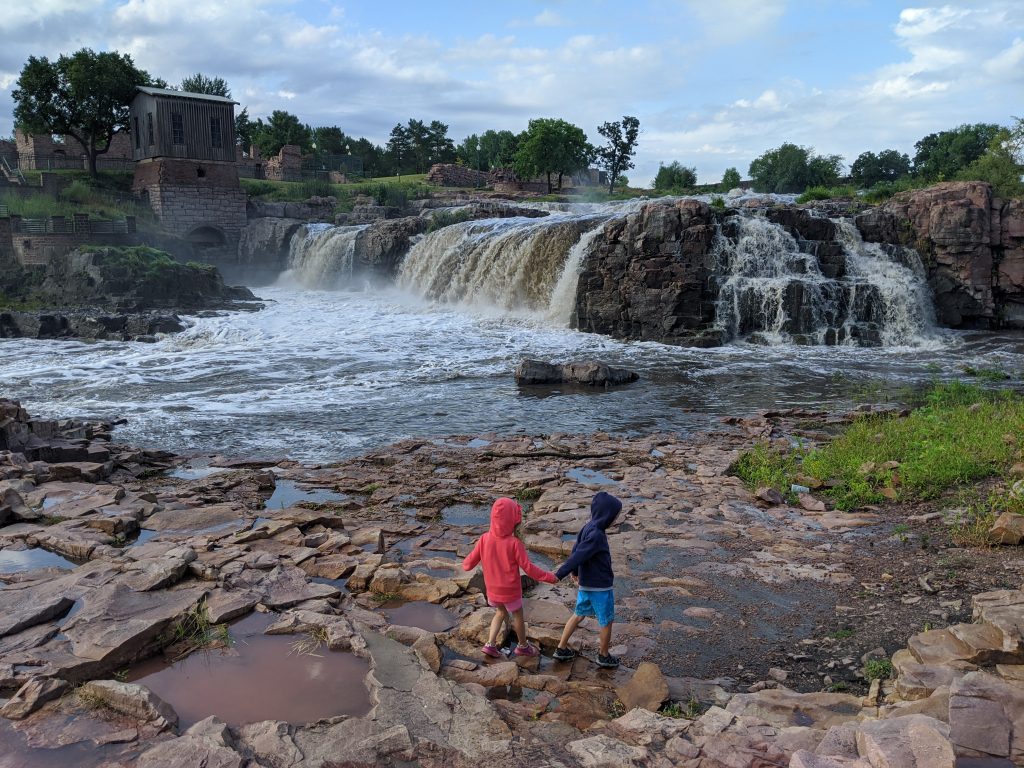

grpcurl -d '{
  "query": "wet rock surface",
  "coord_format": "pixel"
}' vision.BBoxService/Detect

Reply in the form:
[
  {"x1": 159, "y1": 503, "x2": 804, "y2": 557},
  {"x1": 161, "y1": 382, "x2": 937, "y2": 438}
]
[{"x1": 3, "y1": 397, "x2": 1024, "y2": 766}]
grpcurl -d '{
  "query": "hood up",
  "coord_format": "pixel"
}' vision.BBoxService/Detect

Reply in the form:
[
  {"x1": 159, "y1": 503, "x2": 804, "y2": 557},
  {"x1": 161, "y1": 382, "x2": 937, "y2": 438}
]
[
  {"x1": 489, "y1": 497, "x2": 522, "y2": 538},
  {"x1": 590, "y1": 491, "x2": 622, "y2": 530}
]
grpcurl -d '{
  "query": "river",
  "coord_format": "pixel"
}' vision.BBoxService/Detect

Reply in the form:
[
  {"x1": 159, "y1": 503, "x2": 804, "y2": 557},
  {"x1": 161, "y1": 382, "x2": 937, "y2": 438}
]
[{"x1": 2, "y1": 283, "x2": 1022, "y2": 461}]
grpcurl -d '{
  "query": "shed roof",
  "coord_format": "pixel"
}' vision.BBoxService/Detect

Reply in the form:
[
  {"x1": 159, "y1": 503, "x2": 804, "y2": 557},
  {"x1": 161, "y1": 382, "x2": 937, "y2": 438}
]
[{"x1": 135, "y1": 86, "x2": 238, "y2": 105}]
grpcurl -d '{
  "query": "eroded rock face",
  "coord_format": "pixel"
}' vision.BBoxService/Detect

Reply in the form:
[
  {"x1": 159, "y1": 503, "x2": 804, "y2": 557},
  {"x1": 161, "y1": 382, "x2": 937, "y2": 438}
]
[
  {"x1": 514, "y1": 359, "x2": 639, "y2": 387},
  {"x1": 856, "y1": 181, "x2": 1024, "y2": 328}
]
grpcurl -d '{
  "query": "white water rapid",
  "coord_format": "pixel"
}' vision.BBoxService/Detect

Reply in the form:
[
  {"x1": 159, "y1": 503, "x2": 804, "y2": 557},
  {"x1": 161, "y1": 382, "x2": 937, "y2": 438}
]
[{"x1": 714, "y1": 214, "x2": 938, "y2": 346}]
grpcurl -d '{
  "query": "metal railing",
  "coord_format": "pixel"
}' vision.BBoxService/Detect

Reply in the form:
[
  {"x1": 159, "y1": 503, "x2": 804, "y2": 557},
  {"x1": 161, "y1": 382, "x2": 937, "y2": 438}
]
[
  {"x1": 13, "y1": 217, "x2": 132, "y2": 234},
  {"x1": 0, "y1": 204, "x2": 8, "y2": 217},
  {"x1": 0, "y1": 155, "x2": 26, "y2": 185}
]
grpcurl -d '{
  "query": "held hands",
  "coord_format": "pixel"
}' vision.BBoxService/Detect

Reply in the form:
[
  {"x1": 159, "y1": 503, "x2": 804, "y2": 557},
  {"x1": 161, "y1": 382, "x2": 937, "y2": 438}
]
[{"x1": 542, "y1": 571, "x2": 558, "y2": 584}]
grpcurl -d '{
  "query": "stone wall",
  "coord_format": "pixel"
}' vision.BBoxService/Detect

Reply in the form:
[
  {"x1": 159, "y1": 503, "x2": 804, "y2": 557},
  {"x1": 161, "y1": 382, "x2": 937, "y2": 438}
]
[
  {"x1": 8, "y1": 226, "x2": 138, "y2": 266},
  {"x1": 146, "y1": 185, "x2": 247, "y2": 240},
  {"x1": 264, "y1": 145, "x2": 302, "y2": 182},
  {"x1": 15, "y1": 129, "x2": 133, "y2": 170},
  {"x1": 426, "y1": 164, "x2": 492, "y2": 188},
  {"x1": 856, "y1": 181, "x2": 1024, "y2": 328}
]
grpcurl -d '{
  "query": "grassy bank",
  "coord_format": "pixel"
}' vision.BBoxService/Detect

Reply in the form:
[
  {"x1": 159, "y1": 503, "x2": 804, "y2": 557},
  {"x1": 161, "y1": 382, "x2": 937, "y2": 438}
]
[
  {"x1": 734, "y1": 381, "x2": 1024, "y2": 511},
  {"x1": 240, "y1": 176, "x2": 433, "y2": 210}
]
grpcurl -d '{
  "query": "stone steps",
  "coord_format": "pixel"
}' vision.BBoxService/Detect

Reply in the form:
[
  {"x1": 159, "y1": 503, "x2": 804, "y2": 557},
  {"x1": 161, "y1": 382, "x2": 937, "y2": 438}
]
[{"x1": 972, "y1": 589, "x2": 1024, "y2": 653}]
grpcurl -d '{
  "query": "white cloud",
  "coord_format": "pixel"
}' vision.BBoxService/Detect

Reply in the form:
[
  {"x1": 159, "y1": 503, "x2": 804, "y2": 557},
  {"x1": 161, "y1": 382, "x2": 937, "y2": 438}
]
[
  {"x1": 682, "y1": 0, "x2": 786, "y2": 43},
  {"x1": 533, "y1": 9, "x2": 567, "y2": 27}
]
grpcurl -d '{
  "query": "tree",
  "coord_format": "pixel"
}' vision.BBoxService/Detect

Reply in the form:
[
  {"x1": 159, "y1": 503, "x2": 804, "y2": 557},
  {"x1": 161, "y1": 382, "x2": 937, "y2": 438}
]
[
  {"x1": 654, "y1": 161, "x2": 697, "y2": 191},
  {"x1": 180, "y1": 72, "x2": 230, "y2": 98},
  {"x1": 958, "y1": 121, "x2": 1024, "y2": 199},
  {"x1": 386, "y1": 123, "x2": 412, "y2": 176},
  {"x1": 457, "y1": 129, "x2": 520, "y2": 171},
  {"x1": 748, "y1": 143, "x2": 843, "y2": 193},
  {"x1": 12, "y1": 48, "x2": 159, "y2": 177},
  {"x1": 234, "y1": 107, "x2": 256, "y2": 153},
  {"x1": 721, "y1": 167, "x2": 742, "y2": 190},
  {"x1": 913, "y1": 123, "x2": 1002, "y2": 181},
  {"x1": 426, "y1": 120, "x2": 456, "y2": 166},
  {"x1": 311, "y1": 126, "x2": 351, "y2": 156},
  {"x1": 850, "y1": 149, "x2": 911, "y2": 188},
  {"x1": 252, "y1": 110, "x2": 311, "y2": 157},
  {"x1": 595, "y1": 115, "x2": 640, "y2": 193},
  {"x1": 514, "y1": 118, "x2": 592, "y2": 193}
]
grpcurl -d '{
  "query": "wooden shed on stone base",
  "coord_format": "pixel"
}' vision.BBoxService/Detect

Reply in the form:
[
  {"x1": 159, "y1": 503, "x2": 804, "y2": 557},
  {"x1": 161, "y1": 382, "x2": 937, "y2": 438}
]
[{"x1": 130, "y1": 86, "x2": 247, "y2": 252}]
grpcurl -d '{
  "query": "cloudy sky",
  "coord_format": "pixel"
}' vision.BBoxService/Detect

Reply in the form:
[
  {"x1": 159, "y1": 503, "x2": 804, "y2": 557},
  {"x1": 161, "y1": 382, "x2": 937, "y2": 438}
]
[{"x1": 2, "y1": 0, "x2": 1021, "y2": 186}]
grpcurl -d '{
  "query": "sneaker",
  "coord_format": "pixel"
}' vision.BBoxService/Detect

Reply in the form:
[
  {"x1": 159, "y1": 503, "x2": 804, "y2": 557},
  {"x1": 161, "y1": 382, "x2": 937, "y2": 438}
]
[
  {"x1": 481, "y1": 643, "x2": 502, "y2": 659},
  {"x1": 552, "y1": 646, "x2": 577, "y2": 662},
  {"x1": 597, "y1": 653, "x2": 620, "y2": 669},
  {"x1": 513, "y1": 643, "x2": 539, "y2": 657}
]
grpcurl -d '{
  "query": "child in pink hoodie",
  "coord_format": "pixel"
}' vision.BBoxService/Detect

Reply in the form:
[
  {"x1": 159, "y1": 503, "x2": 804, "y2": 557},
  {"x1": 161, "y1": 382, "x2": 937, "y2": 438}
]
[{"x1": 462, "y1": 497, "x2": 557, "y2": 657}]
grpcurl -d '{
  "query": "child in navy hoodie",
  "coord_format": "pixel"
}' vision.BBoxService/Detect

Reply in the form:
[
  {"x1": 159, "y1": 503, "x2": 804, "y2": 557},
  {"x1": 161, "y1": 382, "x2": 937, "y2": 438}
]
[{"x1": 553, "y1": 491, "x2": 623, "y2": 668}]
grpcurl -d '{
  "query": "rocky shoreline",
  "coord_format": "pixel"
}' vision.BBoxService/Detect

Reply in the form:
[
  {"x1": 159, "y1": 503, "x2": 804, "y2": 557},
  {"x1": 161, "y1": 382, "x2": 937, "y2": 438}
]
[{"x1": 1, "y1": 398, "x2": 1024, "y2": 766}]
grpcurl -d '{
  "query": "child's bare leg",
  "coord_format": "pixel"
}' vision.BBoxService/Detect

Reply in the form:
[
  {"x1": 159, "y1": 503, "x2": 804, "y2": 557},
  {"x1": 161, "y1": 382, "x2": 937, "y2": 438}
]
[
  {"x1": 598, "y1": 623, "x2": 613, "y2": 656},
  {"x1": 486, "y1": 606, "x2": 508, "y2": 646},
  {"x1": 557, "y1": 614, "x2": 585, "y2": 649},
  {"x1": 510, "y1": 607, "x2": 528, "y2": 646}
]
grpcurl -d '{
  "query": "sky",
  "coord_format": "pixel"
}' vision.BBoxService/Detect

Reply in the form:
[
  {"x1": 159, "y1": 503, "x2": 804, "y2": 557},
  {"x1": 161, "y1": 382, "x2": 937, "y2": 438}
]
[{"x1": 1, "y1": 1, "x2": 1021, "y2": 187}]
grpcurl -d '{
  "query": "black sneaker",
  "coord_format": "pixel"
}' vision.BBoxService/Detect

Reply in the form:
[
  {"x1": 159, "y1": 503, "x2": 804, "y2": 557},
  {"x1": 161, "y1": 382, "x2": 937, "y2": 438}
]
[
  {"x1": 597, "y1": 653, "x2": 620, "y2": 669},
  {"x1": 552, "y1": 646, "x2": 577, "y2": 662}
]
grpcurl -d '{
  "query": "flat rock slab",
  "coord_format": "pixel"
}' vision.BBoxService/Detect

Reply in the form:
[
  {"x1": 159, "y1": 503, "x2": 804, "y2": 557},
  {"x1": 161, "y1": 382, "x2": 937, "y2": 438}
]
[
  {"x1": 143, "y1": 505, "x2": 251, "y2": 534},
  {"x1": 726, "y1": 688, "x2": 865, "y2": 729},
  {"x1": 62, "y1": 582, "x2": 207, "y2": 672},
  {"x1": 0, "y1": 589, "x2": 74, "y2": 639},
  {"x1": 80, "y1": 679, "x2": 178, "y2": 732}
]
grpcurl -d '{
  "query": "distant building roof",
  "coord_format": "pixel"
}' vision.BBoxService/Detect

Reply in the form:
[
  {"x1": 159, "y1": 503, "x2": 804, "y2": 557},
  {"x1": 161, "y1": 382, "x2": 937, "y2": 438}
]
[{"x1": 135, "y1": 86, "x2": 238, "y2": 105}]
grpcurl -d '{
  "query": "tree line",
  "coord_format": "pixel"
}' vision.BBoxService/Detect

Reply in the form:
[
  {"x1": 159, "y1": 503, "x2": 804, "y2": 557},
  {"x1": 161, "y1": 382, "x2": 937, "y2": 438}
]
[
  {"x1": 655, "y1": 121, "x2": 1023, "y2": 199},
  {"x1": 9, "y1": 48, "x2": 641, "y2": 191}
]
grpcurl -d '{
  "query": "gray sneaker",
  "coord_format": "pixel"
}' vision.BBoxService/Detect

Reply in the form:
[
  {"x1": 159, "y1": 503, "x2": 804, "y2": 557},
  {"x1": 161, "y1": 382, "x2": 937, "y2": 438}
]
[
  {"x1": 552, "y1": 646, "x2": 577, "y2": 662},
  {"x1": 597, "y1": 653, "x2": 620, "y2": 668}
]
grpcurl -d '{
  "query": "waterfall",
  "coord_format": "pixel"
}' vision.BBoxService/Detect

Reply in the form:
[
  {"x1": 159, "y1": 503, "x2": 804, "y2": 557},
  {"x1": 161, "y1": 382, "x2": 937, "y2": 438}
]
[
  {"x1": 547, "y1": 224, "x2": 608, "y2": 324},
  {"x1": 283, "y1": 223, "x2": 368, "y2": 289},
  {"x1": 398, "y1": 214, "x2": 607, "y2": 315},
  {"x1": 714, "y1": 214, "x2": 937, "y2": 346}
]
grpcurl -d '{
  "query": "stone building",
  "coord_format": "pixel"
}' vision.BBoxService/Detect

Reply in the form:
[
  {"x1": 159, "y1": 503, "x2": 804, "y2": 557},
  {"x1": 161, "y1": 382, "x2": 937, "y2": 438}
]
[
  {"x1": 129, "y1": 87, "x2": 247, "y2": 250},
  {"x1": 15, "y1": 129, "x2": 133, "y2": 171}
]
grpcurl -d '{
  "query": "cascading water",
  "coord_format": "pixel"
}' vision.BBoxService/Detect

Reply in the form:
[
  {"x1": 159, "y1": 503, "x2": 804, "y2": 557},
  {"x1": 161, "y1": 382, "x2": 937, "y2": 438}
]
[
  {"x1": 282, "y1": 223, "x2": 368, "y2": 289},
  {"x1": 397, "y1": 214, "x2": 608, "y2": 314},
  {"x1": 714, "y1": 214, "x2": 938, "y2": 346}
]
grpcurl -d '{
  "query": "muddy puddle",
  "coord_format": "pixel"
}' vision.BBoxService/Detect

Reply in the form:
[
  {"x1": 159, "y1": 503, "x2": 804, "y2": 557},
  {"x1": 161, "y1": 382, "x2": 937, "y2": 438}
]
[
  {"x1": 167, "y1": 463, "x2": 230, "y2": 480},
  {"x1": 0, "y1": 718, "x2": 136, "y2": 768},
  {"x1": 0, "y1": 547, "x2": 77, "y2": 573},
  {"x1": 265, "y1": 480, "x2": 347, "y2": 510},
  {"x1": 565, "y1": 468, "x2": 619, "y2": 486},
  {"x1": 382, "y1": 601, "x2": 458, "y2": 632},
  {"x1": 126, "y1": 612, "x2": 371, "y2": 728}
]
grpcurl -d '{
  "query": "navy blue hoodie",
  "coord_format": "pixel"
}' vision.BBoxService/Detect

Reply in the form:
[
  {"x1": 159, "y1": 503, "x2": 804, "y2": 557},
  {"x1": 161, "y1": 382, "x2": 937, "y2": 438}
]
[{"x1": 555, "y1": 491, "x2": 622, "y2": 589}]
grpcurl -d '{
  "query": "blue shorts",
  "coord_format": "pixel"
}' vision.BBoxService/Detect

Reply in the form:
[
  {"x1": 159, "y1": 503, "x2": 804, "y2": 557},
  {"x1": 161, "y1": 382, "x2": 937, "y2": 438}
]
[{"x1": 574, "y1": 589, "x2": 615, "y2": 627}]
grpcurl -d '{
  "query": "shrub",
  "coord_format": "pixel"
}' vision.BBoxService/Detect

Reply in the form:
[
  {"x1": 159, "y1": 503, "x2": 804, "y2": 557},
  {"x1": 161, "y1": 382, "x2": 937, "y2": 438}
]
[{"x1": 796, "y1": 185, "x2": 856, "y2": 203}]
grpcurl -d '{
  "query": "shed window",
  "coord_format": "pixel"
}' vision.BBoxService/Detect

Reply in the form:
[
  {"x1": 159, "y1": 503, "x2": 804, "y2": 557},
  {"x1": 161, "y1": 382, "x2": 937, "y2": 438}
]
[
  {"x1": 171, "y1": 113, "x2": 184, "y2": 145},
  {"x1": 133, "y1": 117, "x2": 140, "y2": 149},
  {"x1": 146, "y1": 113, "x2": 154, "y2": 146},
  {"x1": 210, "y1": 117, "x2": 222, "y2": 149}
]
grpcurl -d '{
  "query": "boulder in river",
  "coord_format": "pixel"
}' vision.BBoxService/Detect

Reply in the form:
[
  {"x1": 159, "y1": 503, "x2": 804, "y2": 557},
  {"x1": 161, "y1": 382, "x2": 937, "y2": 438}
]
[{"x1": 514, "y1": 359, "x2": 639, "y2": 387}]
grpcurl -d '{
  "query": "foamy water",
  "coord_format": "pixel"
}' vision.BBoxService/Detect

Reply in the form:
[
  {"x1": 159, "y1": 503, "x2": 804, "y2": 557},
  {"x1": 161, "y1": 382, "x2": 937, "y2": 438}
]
[{"x1": 2, "y1": 285, "x2": 1022, "y2": 461}]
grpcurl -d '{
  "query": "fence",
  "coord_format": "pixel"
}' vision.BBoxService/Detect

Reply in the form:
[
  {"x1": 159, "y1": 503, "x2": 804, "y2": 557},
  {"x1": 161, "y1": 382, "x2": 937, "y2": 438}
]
[
  {"x1": 13, "y1": 216, "x2": 134, "y2": 234},
  {"x1": 13, "y1": 153, "x2": 136, "y2": 173},
  {"x1": 0, "y1": 204, "x2": 7, "y2": 217}
]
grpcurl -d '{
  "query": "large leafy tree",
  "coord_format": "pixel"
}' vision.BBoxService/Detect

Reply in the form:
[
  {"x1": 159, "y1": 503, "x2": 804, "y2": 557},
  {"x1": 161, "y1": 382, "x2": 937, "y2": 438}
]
[
  {"x1": 913, "y1": 123, "x2": 1002, "y2": 181},
  {"x1": 595, "y1": 116, "x2": 640, "y2": 193},
  {"x1": 457, "y1": 129, "x2": 519, "y2": 171},
  {"x1": 386, "y1": 123, "x2": 412, "y2": 175},
  {"x1": 654, "y1": 161, "x2": 697, "y2": 192},
  {"x1": 252, "y1": 110, "x2": 311, "y2": 157},
  {"x1": 180, "y1": 72, "x2": 230, "y2": 98},
  {"x1": 748, "y1": 143, "x2": 843, "y2": 193},
  {"x1": 957, "y1": 119, "x2": 1024, "y2": 199},
  {"x1": 514, "y1": 118, "x2": 592, "y2": 193},
  {"x1": 12, "y1": 48, "x2": 160, "y2": 177},
  {"x1": 850, "y1": 149, "x2": 911, "y2": 188}
]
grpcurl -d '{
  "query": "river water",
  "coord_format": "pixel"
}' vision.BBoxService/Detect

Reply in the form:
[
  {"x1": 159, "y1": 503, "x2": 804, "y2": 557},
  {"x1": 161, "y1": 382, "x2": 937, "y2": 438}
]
[{"x1": 2, "y1": 283, "x2": 1023, "y2": 462}]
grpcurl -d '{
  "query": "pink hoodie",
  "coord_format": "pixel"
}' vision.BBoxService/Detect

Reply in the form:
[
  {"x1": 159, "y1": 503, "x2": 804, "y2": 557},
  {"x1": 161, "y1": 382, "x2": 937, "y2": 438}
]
[{"x1": 462, "y1": 497, "x2": 556, "y2": 603}]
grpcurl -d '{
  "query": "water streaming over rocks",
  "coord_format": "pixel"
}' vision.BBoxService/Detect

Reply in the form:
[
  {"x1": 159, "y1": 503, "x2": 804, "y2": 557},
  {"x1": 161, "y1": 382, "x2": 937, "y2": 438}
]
[
  {"x1": 284, "y1": 223, "x2": 368, "y2": 289},
  {"x1": 714, "y1": 214, "x2": 938, "y2": 345}
]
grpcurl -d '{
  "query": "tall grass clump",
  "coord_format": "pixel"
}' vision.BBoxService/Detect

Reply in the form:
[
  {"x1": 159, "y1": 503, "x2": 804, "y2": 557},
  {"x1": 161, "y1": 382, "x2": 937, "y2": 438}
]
[
  {"x1": 734, "y1": 382, "x2": 1024, "y2": 510},
  {"x1": 796, "y1": 185, "x2": 857, "y2": 204}
]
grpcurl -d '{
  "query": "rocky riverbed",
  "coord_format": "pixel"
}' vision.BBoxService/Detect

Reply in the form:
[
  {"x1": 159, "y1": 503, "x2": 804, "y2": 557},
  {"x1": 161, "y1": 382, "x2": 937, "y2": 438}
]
[{"x1": 2, "y1": 397, "x2": 1024, "y2": 767}]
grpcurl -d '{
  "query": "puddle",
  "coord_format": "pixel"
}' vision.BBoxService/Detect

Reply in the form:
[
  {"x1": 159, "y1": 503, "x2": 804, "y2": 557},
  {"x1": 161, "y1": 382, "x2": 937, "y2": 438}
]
[
  {"x1": 310, "y1": 577, "x2": 350, "y2": 593},
  {"x1": 527, "y1": 551, "x2": 556, "y2": 571},
  {"x1": 440, "y1": 503, "x2": 490, "y2": 527},
  {"x1": 129, "y1": 529, "x2": 160, "y2": 547},
  {"x1": 126, "y1": 612, "x2": 370, "y2": 728},
  {"x1": 409, "y1": 564, "x2": 457, "y2": 579},
  {"x1": 264, "y1": 480, "x2": 348, "y2": 510},
  {"x1": 0, "y1": 719, "x2": 137, "y2": 768},
  {"x1": 0, "y1": 547, "x2": 77, "y2": 573},
  {"x1": 382, "y1": 601, "x2": 458, "y2": 632},
  {"x1": 565, "y1": 468, "x2": 619, "y2": 486}
]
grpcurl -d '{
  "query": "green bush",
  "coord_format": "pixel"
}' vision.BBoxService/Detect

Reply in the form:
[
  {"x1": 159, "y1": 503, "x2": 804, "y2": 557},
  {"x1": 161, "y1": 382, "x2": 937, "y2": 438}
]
[
  {"x1": 796, "y1": 185, "x2": 856, "y2": 203},
  {"x1": 426, "y1": 209, "x2": 475, "y2": 233}
]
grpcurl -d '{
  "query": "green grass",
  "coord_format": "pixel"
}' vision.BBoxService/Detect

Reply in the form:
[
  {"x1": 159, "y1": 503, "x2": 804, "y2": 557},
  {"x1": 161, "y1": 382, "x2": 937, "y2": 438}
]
[
  {"x1": 860, "y1": 177, "x2": 932, "y2": 204},
  {"x1": 241, "y1": 176, "x2": 434, "y2": 210},
  {"x1": 733, "y1": 381, "x2": 1024, "y2": 510},
  {"x1": 796, "y1": 185, "x2": 857, "y2": 203}
]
